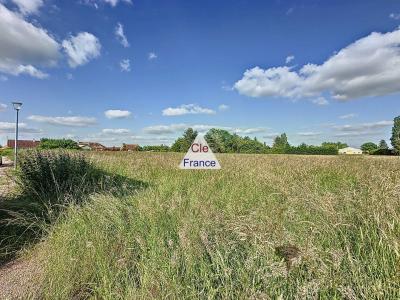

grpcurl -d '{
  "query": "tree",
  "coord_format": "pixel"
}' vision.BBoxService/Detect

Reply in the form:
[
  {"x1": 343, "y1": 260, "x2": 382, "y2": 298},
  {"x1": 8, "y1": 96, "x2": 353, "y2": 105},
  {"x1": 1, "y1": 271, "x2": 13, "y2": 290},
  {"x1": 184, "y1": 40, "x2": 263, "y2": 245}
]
[
  {"x1": 390, "y1": 116, "x2": 400, "y2": 154},
  {"x1": 321, "y1": 142, "x2": 348, "y2": 149},
  {"x1": 204, "y1": 129, "x2": 232, "y2": 153},
  {"x1": 171, "y1": 128, "x2": 198, "y2": 152},
  {"x1": 378, "y1": 139, "x2": 388, "y2": 150},
  {"x1": 361, "y1": 142, "x2": 378, "y2": 154},
  {"x1": 273, "y1": 133, "x2": 289, "y2": 150},
  {"x1": 39, "y1": 138, "x2": 79, "y2": 149}
]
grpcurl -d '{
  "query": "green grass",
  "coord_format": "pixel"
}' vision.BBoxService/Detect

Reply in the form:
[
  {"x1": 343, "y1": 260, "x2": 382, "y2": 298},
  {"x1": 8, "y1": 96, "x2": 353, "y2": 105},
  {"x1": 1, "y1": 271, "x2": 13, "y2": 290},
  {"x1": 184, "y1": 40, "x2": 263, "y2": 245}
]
[{"x1": 6, "y1": 152, "x2": 400, "y2": 299}]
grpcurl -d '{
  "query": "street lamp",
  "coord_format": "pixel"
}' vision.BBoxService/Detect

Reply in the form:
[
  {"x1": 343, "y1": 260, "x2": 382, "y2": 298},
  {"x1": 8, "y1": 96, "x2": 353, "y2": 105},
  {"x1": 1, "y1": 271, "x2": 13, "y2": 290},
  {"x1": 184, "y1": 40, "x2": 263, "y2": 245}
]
[{"x1": 12, "y1": 102, "x2": 22, "y2": 169}]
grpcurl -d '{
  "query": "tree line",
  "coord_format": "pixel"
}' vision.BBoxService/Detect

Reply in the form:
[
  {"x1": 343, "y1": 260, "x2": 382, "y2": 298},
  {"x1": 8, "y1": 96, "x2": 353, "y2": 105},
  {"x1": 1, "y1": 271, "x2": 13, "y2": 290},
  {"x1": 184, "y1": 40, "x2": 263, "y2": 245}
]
[{"x1": 8, "y1": 116, "x2": 399, "y2": 155}]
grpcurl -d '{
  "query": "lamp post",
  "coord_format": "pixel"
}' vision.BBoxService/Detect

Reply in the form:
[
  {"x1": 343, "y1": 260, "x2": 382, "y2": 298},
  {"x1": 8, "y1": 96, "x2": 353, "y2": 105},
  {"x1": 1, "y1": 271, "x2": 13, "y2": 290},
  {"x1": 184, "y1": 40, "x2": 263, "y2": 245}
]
[{"x1": 12, "y1": 102, "x2": 22, "y2": 169}]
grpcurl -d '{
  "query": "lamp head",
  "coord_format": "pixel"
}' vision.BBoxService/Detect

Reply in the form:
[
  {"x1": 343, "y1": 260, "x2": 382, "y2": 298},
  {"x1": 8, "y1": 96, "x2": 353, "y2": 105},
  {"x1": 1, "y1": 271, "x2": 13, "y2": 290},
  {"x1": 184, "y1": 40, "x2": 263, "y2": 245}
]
[{"x1": 12, "y1": 102, "x2": 22, "y2": 110}]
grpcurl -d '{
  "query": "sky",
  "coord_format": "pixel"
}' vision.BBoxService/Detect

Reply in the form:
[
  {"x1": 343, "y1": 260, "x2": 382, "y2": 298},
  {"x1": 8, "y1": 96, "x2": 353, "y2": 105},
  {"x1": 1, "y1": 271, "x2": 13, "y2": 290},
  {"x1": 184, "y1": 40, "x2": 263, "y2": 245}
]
[{"x1": 1, "y1": 0, "x2": 400, "y2": 147}]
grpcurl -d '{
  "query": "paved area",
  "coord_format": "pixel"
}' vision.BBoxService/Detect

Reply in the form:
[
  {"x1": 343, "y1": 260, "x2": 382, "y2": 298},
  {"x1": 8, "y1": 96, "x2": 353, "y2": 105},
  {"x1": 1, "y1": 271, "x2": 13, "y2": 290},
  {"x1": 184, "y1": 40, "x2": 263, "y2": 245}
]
[
  {"x1": 0, "y1": 156, "x2": 14, "y2": 199},
  {"x1": 0, "y1": 258, "x2": 42, "y2": 299}
]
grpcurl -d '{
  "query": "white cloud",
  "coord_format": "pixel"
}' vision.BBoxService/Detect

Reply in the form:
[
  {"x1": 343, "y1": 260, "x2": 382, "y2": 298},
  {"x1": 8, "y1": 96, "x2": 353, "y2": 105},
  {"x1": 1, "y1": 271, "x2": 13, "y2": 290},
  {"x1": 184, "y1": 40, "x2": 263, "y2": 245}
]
[
  {"x1": 297, "y1": 131, "x2": 321, "y2": 136},
  {"x1": 389, "y1": 13, "x2": 400, "y2": 20},
  {"x1": 0, "y1": 4, "x2": 59, "y2": 78},
  {"x1": 62, "y1": 32, "x2": 101, "y2": 68},
  {"x1": 102, "y1": 128, "x2": 131, "y2": 134},
  {"x1": 162, "y1": 104, "x2": 216, "y2": 116},
  {"x1": 263, "y1": 133, "x2": 280, "y2": 139},
  {"x1": 235, "y1": 29, "x2": 400, "y2": 101},
  {"x1": 28, "y1": 115, "x2": 97, "y2": 127},
  {"x1": 285, "y1": 55, "x2": 294, "y2": 64},
  {"x1": 0, "y1": 103, "x2": 7, "y2": 112},
  {"x1": 311, "y1": 97, "x2": 329, "y2": 106},
  {"x1": 120, "y1": 59, "x2": 130, "y2": 72},
  {"x1": 234, "y1": 127, "x2": 266, "y2": 134},
  {"x1": 332, "y1": 120, "x2": 393, "y2": 132},
  {"x1": 148, "y1": 52, "x2": 157, "y2": 60},
  {"x1": 339, "y1": 113, "x2": 357, "y2": 119},
  {"x1": 104, "y1": 0, "x2": 132, "y2": 6},
  {"x1": 115, "y1": 23, "x2": 129, "y2": 48},
  {"x1": 0, "y1": 75, "x2": 7, "y2": 81},
  {"x1": 218, "y1": 104, "x2": 229, "y2": 111},
  {"x1": 104, "y1": 109, "x2": 131, "y2": 119},
  {"x1": 143, "y1": 123, "x2": 267, "y2": 135},
  {"x1": 11, "y1": 0, "x2": 44, "y2": 15},
  {"x1": 66, "y1": 73, "x2": 73, "y2": 80},
  {"x1": 81, "y1": 0, "x2": 132, "y2": 7},
  {"x1": 0, "y1": 121, "x2": 42, "y2": 133}
]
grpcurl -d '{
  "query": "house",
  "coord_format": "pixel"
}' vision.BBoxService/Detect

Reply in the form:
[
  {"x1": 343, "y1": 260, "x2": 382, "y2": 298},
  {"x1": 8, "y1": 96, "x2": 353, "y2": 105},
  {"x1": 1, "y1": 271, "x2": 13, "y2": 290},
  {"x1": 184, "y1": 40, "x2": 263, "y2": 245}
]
[
  {"x1": 338, "y1": 147, "x2": 363, "y2": 155},
  {"x1": 105, "y1": 146, "x2": 120, "y2": 151},
  {"x1": 121, "y1": 143, "x2": 139, "y2": 151},
  {"x1": 78, "y1": 142, "x2": 106, "y2": 151},
  {"x1": 7, "y1": 139, "x2": 40, "y2": 149}
]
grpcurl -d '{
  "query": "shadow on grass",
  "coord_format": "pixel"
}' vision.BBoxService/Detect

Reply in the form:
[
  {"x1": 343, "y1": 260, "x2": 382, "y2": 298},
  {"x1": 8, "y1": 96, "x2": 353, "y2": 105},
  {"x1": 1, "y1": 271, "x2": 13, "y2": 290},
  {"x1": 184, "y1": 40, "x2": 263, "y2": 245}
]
[{"x1": 0, "y1": 166, "x2": 148, "y2": 266}]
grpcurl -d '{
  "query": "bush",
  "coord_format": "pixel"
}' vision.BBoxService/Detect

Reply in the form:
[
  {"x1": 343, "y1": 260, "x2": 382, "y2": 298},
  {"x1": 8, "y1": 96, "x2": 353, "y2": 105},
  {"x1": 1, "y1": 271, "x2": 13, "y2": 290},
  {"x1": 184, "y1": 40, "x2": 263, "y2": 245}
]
[
  {"x1": 370, "y1": 148, "x2": 395, "y2": 155},
  {"x1": 39, "y1": 138, "x2": 79, "y2": 150},
  {"x1": 15, "y1": 151, "x2": 101, "y2": 206},
  {"x1": 140, "y1": 145, "x2": 170, "y2": 152}
]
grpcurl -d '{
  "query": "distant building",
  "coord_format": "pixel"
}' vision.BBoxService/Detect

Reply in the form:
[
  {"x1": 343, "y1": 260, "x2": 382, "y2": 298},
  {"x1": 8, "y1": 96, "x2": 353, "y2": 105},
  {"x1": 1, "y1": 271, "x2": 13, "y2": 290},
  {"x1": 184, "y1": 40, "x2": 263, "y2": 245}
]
[
  {"x1": 7, "y1": 139, "x2": 40, "y2": 149},
  {"x1": 105, "y1": 146, "x2": 120, "y2": 151},
  {"x1": 78, "y1": 142, "x2": 106, "y2": 151},
  {"x1": 121, "y1": 143, "x2": 139, "y2": 151},
  {"x1": 338, "y1": 147, "x2": 363, "y2": 155}
]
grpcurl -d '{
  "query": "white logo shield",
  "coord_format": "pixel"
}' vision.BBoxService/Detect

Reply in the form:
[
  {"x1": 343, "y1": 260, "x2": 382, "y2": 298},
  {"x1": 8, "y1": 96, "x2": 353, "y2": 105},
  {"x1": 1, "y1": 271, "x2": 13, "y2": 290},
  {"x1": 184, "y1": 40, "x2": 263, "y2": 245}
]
[{"x1": 179, "y1": 134, "x2": 221, "y2": 169}]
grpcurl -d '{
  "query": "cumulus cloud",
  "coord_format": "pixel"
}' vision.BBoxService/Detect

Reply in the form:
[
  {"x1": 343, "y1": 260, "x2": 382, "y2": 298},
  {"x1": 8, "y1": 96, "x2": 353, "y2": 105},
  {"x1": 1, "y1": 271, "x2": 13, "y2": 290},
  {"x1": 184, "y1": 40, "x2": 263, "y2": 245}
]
[
  {"x1": 0, "y1": 103, "x2": 7, "y2": 112},
  {"x1": 0, "y1": 121, "x2": 42, "y2": 133},
  {"x1": 62, "y1": 32, "x2": 101, "y2": 68},
  {"x1": 28, "y1": 115, "x2": 97, "y2": 127},
  {"x1": 143, "y1": 123, "x2": 267, "y2": 135},
  {"x1": 11, "y1": 0, "x2": 44, "y2": 15},
  {"x1": 339, "y1": 113, "x2": 357, "y2": 119},
  {"x1": 120, "y1": 59, "x2": 130, "y2": 72},
  {"x1": 148, "y1": 52, "x2": 157, "y2": 60},
  {"x1": 218, "y1": 104, "x2": 229, "y2": 111},
  {"x1": 285, "y1": 55, "x2": 294, "y2": 64},
  {"x1": 235, "y1": 29, "x2": 400, "y2": 101},
  {"x1": 162, "y1": 104, "x2": 216, "y2": 116},
  {"x1": 104, "y1": 109, "x2": 131, "y2": 119},
  {"x1": 0, "y1": 4, "x2": 59, "y2": 78},
  {"x1": 115, "y1": 23, "x2": 129, "y2": 48}
]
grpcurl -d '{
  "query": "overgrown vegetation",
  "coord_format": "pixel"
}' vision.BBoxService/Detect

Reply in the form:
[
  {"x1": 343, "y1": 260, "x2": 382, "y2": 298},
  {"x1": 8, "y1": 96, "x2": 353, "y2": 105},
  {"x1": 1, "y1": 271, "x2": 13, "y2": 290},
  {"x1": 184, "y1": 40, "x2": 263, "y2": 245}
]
[
  {"x1": 31, "y1": 152, "x2": 399, "y2": 299},
  {"x1": 38, "y1": 138, "x2": 79, "y2": 150},
  {"x1": 0, "y1": 150, "x2": 146, "y2": 263}
]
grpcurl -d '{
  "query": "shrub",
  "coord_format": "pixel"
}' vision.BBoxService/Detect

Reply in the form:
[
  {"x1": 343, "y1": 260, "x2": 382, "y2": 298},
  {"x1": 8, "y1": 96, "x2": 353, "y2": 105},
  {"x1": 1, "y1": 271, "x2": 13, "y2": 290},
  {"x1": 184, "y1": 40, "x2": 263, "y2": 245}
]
[
  {"x1": 370, "y1": 148, "x2": 395, "y2": 155},
  {"x1": 16, "y1": 150, "x2": 100, "y2": 204},
  {"x1": 39, "y1": 138, "x2": 79, "y2": 150}
]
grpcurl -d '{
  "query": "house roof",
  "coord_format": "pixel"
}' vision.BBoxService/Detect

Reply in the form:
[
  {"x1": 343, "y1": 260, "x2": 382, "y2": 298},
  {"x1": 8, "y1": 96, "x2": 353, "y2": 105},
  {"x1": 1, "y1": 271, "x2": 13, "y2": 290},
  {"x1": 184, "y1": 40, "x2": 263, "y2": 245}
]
[{"x1": 7, "y1": 140, "x2": 40, "y2": 148}]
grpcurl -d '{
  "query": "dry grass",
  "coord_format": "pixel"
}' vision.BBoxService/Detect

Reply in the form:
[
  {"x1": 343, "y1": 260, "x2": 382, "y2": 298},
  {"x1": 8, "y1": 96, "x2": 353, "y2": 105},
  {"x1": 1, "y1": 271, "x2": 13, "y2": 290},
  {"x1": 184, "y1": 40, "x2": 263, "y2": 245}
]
[{"x1": 30, "y1": 152, "x2": 400, "y2": 299}]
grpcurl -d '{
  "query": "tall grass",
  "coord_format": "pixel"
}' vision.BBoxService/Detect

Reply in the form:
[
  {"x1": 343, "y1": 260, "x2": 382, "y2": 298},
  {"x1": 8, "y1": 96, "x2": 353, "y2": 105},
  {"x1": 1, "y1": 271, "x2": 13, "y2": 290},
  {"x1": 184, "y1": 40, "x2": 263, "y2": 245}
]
[
  {"x1": 33, "y1": 153, "x2": 400, "y2": 299},
  {"x1": 0, "y1": 151, "x2": 145, "y2": 263}
]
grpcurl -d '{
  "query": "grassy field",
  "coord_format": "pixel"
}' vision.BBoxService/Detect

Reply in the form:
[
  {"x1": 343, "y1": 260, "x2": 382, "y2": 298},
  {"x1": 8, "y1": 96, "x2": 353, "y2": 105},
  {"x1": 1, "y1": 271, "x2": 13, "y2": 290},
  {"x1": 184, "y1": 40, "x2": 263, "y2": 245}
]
[{"x1": 4, "y1": 152, "x2": 400, "y2": 299}]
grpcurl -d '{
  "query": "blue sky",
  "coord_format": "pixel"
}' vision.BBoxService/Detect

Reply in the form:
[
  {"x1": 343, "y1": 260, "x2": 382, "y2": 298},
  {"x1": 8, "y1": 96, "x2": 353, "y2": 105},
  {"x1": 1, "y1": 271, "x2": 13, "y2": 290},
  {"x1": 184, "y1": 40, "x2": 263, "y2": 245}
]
[{"x1": 1, "y1": 0, "x2": 400, "y2": 147}]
